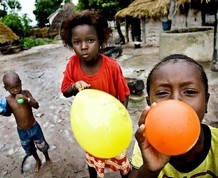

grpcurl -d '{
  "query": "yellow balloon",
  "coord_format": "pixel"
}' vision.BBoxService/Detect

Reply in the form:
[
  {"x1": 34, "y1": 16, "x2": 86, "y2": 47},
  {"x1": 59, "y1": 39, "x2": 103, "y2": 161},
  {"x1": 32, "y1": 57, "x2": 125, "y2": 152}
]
[{"x1": 70, "y1": 89, "x2": 132, "y2": 158}]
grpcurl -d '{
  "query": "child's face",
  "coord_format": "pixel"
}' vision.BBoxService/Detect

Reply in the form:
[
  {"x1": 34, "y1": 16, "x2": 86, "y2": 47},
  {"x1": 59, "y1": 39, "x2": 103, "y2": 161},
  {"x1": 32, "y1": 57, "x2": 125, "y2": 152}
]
[
  {"x1": 71, "y1": 24, "x2": 100, "y2": 62},
  {"x1": 147, "y1": 61, "x2": 209, "y2": 122},
  {"x1": 4, "y1": 78, "x2": 21, "y2": 95}
]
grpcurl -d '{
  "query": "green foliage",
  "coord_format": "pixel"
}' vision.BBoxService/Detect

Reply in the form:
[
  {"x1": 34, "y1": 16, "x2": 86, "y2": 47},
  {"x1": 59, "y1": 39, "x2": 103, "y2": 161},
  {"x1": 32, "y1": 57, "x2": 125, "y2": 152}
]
[
  {"x1": 0, "y1": 0, "x2": 21, "y2": 13},
  {"x1": 21, "y1": 37, "x2": 35, "y2": 49},
  {"x1": 1, "y1": 14, "x2": 23, "y2": 35},
  {"x1": 33, "y1": 0, "x2": 63, "y2": 27},
  {"x1": 7, "y1": 0, "x2": 21, "y2": 13},
  {"x1": 0, "y1": 13, "x2": 32, "y2": 37},
  {"x1": 35, "y1": 38, "x2": 49, "y2": 46},
  {"x1": 0, "y1": 0, "x2": 31, "y2": 37},
  {"x1": 20, "y1": 37, "x2": 56, "y2": 49},
  {"x1": 21, "y1": 14, "x2": 32, "y2": 36},
  {"x1": 77, "y1": 0, "x2": 132, "y2": 20},
  {"x1": 0, "y1": 0, "x2": 8, "y2": 11},
  {"x1": 0, "y1": 9, "x2": 7, "y2": 17}
]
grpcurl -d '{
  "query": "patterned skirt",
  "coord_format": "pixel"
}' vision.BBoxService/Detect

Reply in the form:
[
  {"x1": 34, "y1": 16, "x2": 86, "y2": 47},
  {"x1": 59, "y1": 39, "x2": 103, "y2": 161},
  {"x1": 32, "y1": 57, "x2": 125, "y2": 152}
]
[{"x1": 86, "y1": 151, "x2": 131, "y2": 178}]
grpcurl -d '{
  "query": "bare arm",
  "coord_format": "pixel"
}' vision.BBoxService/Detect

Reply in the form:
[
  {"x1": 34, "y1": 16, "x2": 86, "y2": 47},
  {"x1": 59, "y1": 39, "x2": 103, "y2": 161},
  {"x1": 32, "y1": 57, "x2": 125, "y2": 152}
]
[
  {"x1": 16, "y1": 90, "x2": 39, "y2": 109},
  {"x1": 63, "y1": 81, "x2": 91, "y2": 97},
  {"x1": 121, "y1": 95, "x2": 129, "y2": 108}
]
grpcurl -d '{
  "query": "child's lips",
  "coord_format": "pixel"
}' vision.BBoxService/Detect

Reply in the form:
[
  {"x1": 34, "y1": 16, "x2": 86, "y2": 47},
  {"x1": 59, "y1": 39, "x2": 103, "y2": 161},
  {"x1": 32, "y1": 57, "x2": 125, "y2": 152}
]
[{"x1": 81, "y1": 53, "x2": 88, "y2": 58}]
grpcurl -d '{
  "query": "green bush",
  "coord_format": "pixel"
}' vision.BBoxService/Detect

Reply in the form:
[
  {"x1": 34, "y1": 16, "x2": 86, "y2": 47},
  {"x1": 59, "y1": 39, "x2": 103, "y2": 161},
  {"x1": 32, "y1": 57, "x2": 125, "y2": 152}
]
[
  {"x1": 20, "y1": 37, "x2": 57, "y2": 49},
  {"x1": 35, "y1": 38, "x2": 46, "y2": 46},
  {"x1": 21, "y1": 37, "x2": 35, "y2": 49}
]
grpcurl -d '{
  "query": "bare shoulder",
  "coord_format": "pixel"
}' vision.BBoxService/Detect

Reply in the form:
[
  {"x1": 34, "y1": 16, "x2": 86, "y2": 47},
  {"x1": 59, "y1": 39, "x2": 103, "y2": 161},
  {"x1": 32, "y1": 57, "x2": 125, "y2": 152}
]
[
  {"x1": 5, "y1": 95, "x2": 16, "y2": 108},
  {"x1": 22, "y1": 90, "x2": 32, "y2": 96},
  {"x1": 22, "y1": 89, "x2": 31, "y2": 94},
  {"x1": 6, "y1": 95, "x2": 14, "y2": 102}
]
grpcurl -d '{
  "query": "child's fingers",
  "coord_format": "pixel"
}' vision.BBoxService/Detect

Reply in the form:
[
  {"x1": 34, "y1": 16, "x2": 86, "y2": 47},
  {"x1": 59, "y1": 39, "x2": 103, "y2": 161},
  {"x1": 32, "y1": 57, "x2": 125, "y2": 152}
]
[
  {"x1": 138, "y1": 106, "x2": 150, "y2": 126},
  {"x1": 78, "y1": 87, "x2": 83, "y2": 92},
  {"x1": 15, "y1": 94, "x2": 24, "y2": 100},
  {"x1": 135, "y1": 124, "x2": 151, "y2": 151},
  {"x1": 138, "y1": 102, "x2": 157, "y2": 126},
  {"x1": 135, "y1": 124, "x2": 146, "y2": 143},
  {"x1": 151, "y1": 102, "x2": 157, "y2": 107},
  {"x1": 75, "y1": 81, "x2": 91, "y2": 91},
  {"x1": 78, "y1": 85, "x2": 91, "y2": 91}
]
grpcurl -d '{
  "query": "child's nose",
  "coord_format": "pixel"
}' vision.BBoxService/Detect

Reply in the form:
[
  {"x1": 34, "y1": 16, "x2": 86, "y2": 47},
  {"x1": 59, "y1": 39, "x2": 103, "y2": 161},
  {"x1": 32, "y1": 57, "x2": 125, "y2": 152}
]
[
  {"x1": 81, "y1": 42, "x2": 88, "y2": 49},
  {"x1": 171, "y1": 93, "x2": 182, "y2": 101}
]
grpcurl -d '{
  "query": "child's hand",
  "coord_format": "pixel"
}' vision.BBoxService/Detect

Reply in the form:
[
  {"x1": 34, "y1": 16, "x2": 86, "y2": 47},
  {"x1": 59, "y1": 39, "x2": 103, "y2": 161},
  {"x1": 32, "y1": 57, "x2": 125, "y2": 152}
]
[
  {"x1": 73, "y1": 81, "x2": 91, "y2": 91},
  {"x1": 15, "y1": 94, "x2": 29, "y2": 103},
  {"x1": 135, "y1": 103, "x2": 170, "y2": 173}
]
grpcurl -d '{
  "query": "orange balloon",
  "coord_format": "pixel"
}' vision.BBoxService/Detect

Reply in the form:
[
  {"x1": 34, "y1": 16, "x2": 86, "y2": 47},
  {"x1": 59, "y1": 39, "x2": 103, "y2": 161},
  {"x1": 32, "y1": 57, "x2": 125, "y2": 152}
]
[{"x1": 145, "y1": 100, "x2": 200, "y2": 156}]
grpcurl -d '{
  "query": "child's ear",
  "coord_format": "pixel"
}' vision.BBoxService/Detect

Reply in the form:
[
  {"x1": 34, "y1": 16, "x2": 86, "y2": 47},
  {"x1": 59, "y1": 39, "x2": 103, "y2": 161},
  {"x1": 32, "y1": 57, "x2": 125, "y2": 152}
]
[
  {"x1": 4, "y1": 85, "x2": 9, "y2": 91},
  {"x1": 146, "y1": 96, "x2": 151, "y2": 106}
]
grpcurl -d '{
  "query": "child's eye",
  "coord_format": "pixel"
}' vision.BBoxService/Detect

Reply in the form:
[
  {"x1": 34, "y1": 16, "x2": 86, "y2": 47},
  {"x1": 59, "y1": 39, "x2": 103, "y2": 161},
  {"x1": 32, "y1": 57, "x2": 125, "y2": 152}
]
[
  {"x1": 184, "y1": 89, "x2": 198, "y2": 95},
  {"x1": 156, "y1": 91, "x2": 169, "y2": 97},
  {"x1": 88, "y1": 39, "x2": 94, "y2": 43},
  {"x1": 72, "y1": 41, "x2": 80, "y2": 45}
]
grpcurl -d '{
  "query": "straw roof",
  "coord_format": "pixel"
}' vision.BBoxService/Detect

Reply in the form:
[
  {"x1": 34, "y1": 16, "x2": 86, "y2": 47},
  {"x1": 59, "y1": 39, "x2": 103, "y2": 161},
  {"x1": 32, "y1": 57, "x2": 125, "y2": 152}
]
[
  {"x1": 0, "y1": 22, "x2": 19, "y2": 44},
  {"x1": 115, "y1": 0, "x2": 190, "y2": 20},
  {"x1": 48, "y1": 2, "x2": 75, "y2": 37}
]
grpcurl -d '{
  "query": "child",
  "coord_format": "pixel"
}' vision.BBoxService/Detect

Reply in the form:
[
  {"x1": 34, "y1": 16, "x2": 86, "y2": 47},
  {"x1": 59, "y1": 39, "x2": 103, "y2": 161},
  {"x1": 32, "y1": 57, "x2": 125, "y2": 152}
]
[
  {"x1": 2, "y1": 71, "x2": 51, "y2": 172},
  {"x1": 60, "y1": 10, "x2": 131, "y2": 178},
  {"x1": 129, "y1": 54, "x2": 218, "y2": 177}
]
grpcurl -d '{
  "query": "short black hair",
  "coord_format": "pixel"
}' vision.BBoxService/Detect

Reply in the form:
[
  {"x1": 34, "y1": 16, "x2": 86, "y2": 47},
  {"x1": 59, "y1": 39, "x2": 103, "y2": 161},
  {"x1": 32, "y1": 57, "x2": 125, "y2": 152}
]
[
  {"x1": 146, "y1": 54, "x2": 208, "y2": 97},
  {"x1": 2, "y1": 71, "x2": 20, "y2": 86}
]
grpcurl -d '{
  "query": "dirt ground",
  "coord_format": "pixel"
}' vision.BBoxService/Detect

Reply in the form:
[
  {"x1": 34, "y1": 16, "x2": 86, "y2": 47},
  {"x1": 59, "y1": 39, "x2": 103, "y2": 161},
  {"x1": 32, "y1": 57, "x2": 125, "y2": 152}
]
[{"x1": 0, "y1": 18, "x2": 218, "y2": 178}]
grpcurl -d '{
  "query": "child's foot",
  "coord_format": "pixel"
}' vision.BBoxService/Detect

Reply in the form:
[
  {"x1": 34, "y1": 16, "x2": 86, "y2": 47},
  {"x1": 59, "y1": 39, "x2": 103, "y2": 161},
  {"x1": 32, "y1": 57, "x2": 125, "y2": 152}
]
[
  {"x1": 34, "y1": 160, "x2": 42, "y2": 172},
  {"x1": 45, "y1": 160, "x2": 52, "y2": 170}
]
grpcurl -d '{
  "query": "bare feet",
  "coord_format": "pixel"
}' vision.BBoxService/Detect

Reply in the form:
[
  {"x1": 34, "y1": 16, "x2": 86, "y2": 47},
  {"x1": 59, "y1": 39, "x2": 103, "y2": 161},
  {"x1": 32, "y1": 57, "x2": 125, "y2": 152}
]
[
  {"x1": 45, "y1": 160, "x2": 52, "y2": 171},
  {"x1": 34, "y1": 160, "x2": 42, "y2": 172}
]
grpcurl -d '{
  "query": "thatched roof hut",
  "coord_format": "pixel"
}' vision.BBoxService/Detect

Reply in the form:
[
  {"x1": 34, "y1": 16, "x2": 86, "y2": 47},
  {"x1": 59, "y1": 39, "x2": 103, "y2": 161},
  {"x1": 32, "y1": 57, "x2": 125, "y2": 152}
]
[
  {"x1": 48, "y1": 2, "x2": 75, "y2": 37},
  {"x1": 0, "y1": 22, "x2": 19, "y2": 44},
  {"x1": 115, "y1": 0, "x2": 189, "y2": 20}
]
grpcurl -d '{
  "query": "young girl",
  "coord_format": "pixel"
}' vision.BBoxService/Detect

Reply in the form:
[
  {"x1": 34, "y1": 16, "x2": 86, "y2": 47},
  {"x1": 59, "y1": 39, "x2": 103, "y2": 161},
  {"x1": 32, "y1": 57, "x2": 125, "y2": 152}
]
[
  {"x1": 129, "y1": 54, "x2": 218, "y2": 177},
  {"x1": 60, "y1": 10, "x2": 131, "y2": 178}
]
